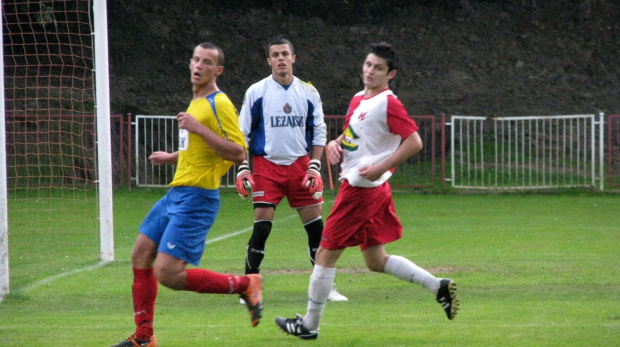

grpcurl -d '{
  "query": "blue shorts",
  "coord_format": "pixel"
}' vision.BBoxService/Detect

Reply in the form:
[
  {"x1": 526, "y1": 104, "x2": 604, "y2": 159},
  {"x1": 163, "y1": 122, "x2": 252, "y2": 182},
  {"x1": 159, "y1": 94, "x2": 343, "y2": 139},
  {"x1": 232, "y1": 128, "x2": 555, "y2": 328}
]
[{"x1": 139, "y1": 186, "x2": 220, "y2": 266}]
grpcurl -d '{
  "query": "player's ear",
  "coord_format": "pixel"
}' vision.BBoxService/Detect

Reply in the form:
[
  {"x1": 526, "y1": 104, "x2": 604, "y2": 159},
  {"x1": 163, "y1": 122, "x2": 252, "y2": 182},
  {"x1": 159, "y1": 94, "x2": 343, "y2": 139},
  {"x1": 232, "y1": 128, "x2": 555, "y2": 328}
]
[{"x1": 388, "y1": 69, "x2": 397, "y2": 80}]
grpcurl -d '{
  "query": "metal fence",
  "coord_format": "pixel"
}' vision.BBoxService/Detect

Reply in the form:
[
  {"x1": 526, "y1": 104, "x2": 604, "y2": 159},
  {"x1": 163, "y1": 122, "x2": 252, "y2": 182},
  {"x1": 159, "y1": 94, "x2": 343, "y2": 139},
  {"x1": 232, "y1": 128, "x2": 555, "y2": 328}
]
[
  {"x1": 133, "y1": 115, "x2": 238, "y2": 188},
  {"x1": 448, "y1": 114, "x2": 604, "y2": 190},
  {"x1": 131, "y1": 113, "x2": 619, "y2": 191},
  {"x1": 134, "y1": 115, "x2": 178, "y2": 187},
  {"x1": 133, "y1": 114, "x2": 443, "y2": 191}
]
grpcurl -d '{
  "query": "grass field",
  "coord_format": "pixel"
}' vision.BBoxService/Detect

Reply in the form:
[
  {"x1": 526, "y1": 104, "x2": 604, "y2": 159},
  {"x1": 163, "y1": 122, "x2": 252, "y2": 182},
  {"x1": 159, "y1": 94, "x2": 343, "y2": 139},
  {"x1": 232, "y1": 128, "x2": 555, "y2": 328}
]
[{"x1": 1, "y1": 188, "x2": 619, "y2": 346}]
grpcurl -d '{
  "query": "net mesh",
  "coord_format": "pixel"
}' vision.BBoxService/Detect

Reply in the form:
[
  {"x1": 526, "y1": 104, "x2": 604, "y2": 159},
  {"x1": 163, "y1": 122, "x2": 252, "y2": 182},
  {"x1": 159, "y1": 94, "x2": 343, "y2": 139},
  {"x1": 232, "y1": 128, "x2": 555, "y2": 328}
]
[{"x1": 3, "y1": 0, "x2": 99, "y2": 283}]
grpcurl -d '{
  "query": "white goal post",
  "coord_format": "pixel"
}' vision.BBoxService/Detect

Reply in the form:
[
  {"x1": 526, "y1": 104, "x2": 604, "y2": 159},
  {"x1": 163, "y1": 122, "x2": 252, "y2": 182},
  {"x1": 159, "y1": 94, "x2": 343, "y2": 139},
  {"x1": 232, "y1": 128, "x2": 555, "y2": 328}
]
[
  {"x1": 94, "y1": 0, "x2": 114, "y2": 262},
  {"x1": 1, "y1": 6, "x2": 9, "y2": 298},
  {"x1": 0, "y1": 0, "x2": 114, "y2": 299}
]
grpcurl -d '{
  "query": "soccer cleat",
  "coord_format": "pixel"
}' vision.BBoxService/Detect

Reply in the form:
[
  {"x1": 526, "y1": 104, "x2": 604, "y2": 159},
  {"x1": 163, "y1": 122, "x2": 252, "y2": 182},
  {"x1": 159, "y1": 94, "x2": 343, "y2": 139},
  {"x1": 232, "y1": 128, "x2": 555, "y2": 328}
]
[
  {"x1": 240, "y1": 274, "x2": 263, "y2": 327},
  {"x1": 327, "y1": 283, "x2": 348, "y2": 302},
  {"x1": 275, "y1": 314, "x2": 319, "y2": 340},
  {"x1": 436, "y1": 278, "x2": 459, "y2": 320},
  {"x1": 109, "y1": 334, "x2": 158, "y2": 347}
]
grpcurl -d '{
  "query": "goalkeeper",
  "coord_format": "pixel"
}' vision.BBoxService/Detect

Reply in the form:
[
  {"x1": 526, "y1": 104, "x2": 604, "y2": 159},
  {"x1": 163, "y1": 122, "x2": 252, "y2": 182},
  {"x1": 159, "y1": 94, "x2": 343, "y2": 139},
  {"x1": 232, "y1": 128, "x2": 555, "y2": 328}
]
[{"x1": 236, "y1": 36, "x2": 347, "y2": 302}]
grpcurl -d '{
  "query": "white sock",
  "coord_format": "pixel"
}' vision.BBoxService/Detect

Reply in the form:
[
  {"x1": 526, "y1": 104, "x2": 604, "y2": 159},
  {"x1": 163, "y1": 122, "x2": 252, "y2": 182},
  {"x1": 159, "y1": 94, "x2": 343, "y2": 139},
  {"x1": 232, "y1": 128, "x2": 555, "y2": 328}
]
[
  {"x1": 303, "y1": 265, "x2": 335, "y2": 331},
  {"x1": 384, "y1": 255, "x2": 440, "y2": 294}
]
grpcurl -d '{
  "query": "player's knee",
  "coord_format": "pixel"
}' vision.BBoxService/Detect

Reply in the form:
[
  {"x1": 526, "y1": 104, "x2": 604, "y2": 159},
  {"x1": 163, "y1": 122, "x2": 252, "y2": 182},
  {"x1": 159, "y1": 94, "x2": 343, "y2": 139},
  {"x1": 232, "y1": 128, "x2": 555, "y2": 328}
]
[
  {"x1": 131, "y1": 236, "x2": 157, "y2": 268},
  {"x1": 131, "y1": 248, "x2": 156, "y2": 269},
  {"x1": 153, "y1": 265, "x2": 185, "y2": 290},
  {"x1": 365, "y1": 256, "x2": 388, "y2": 273}
]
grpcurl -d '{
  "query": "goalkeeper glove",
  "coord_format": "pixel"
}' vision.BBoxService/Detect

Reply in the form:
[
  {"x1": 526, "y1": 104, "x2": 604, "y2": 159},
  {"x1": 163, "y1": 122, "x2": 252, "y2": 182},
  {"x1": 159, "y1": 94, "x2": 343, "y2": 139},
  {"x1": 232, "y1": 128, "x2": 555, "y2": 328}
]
[
  {"x1": 235, "y1": 160, "x2": 254, "y2": 199},
  {"x1": 302, "y1": 159, "x2": 323, "y2": 200}
]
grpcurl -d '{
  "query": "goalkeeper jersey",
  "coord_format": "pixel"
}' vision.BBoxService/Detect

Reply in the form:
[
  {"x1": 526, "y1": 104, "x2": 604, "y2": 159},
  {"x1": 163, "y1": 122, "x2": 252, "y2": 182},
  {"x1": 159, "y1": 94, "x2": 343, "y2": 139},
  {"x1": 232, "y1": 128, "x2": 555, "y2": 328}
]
[
  {"x1": 339, "y1": 88, "x2": 418, "y2": 188},
  {"x1": 170, "y1": 91, "x2": 246, "y2": 190},
  {"x1": 239, "y1": 76, "x2": 327, "y2": 165}
]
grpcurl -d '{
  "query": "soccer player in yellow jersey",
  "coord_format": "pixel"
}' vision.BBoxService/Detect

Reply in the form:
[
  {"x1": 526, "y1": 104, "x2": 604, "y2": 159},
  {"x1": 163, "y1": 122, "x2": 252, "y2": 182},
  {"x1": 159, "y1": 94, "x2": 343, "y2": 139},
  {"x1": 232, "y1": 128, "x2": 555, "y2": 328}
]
[{"x1": 111, "y1": 43, "x2": 263, "y2": 347}]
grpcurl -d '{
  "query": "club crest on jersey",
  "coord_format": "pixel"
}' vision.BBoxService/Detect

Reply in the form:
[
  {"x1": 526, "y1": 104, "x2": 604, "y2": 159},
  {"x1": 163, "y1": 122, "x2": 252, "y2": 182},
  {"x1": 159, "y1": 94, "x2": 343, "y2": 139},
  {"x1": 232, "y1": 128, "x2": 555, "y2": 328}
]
[
  {"x1": 283, "y1": 103, "x2": 292, "y2": 114},
  {"x1": 341, "y1": 126, "x2": 359, "y2": 151}
]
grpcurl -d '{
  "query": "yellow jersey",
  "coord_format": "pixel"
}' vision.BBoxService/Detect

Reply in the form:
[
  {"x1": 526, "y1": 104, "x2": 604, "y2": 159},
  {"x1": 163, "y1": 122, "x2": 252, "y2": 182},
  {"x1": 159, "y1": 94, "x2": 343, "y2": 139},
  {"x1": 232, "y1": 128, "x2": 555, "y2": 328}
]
[{"x1": 170, "y1": 91, "x2": 246, "y2": 189}]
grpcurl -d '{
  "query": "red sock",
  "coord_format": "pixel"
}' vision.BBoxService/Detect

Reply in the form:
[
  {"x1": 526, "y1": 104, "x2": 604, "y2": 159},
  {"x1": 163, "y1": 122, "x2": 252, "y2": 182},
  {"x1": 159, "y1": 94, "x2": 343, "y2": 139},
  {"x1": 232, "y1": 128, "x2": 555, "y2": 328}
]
[
  {"x1": 185, "y1": 268, "x2": 250, "y2": 294},
  {"x1": 132, "y1": 267, "x2": 158, "y2": 340}
]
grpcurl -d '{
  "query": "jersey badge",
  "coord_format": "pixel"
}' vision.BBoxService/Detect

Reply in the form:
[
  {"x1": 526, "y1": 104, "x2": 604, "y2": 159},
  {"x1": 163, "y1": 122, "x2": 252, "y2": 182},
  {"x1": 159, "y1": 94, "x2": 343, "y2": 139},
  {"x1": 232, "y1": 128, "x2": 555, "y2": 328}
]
[
  {"x1": 342, "y1": 126, "x2": 359, "y2": 152},
  {"x1": 283, "y1": 103, "x2": 292, "y2": 114}
]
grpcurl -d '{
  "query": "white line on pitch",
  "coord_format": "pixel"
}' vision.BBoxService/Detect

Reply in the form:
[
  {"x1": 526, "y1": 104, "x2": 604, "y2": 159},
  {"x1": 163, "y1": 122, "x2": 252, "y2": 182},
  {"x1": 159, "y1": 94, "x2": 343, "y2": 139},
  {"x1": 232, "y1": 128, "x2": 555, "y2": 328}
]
[
  {"x1": 15, "y1": 261, "x2": 109, "y2": 294},
  {"x1": 206, "y1": 213, "x2": 297, "y2": 244},
  {"x1": 10, "y1": 213, "x2": 299, "y2": 295}
]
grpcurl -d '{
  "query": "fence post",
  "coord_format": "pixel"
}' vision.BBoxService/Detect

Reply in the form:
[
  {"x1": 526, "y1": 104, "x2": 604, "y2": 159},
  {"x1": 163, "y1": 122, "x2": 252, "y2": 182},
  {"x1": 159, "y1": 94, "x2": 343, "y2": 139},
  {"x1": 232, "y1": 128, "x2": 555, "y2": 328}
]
[
  {"x1": 440, "y1": 113, "x2": 447, "y2": 189},
  {"x1": 126, "y1": 113, "x2": 133, "y2": 189},
  {"x1": 599, "y1": 112, "x2": 604, "y2": 191}
]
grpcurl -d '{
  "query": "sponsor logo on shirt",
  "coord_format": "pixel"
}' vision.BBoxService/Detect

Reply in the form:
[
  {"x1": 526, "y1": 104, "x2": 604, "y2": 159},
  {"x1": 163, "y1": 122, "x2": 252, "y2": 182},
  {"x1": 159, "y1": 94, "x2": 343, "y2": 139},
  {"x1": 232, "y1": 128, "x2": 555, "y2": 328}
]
[
  {"x1": 270, "y1": 115, "x2": 304, "y2": 128},
  {"x1": 342, "y1": 126, "x2": 359, "y2": 151}
]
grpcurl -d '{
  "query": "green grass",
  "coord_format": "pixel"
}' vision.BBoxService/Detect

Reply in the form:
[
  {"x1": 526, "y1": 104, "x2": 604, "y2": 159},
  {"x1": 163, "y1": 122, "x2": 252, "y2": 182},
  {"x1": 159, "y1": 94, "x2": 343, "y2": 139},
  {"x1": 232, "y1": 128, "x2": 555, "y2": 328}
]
[{"x1": 1, "y1": 189, "x2": 619, "y2": 346}]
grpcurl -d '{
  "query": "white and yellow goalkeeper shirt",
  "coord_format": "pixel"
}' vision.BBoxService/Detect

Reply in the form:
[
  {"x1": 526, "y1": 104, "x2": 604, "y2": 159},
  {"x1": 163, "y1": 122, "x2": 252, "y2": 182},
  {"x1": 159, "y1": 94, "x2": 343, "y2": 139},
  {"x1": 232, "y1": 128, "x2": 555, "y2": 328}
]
[
  {"x1": 239, "y1": 76, "x2": 327, "y2": 165},
  {"x1": 340, "y1": 88, "x2": 419, "y2": 188}
]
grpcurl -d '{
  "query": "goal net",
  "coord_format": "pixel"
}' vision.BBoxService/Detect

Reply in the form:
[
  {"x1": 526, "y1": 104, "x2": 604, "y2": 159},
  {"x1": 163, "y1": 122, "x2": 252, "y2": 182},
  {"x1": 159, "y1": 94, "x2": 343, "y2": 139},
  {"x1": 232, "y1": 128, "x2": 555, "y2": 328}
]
[{"x1": 1, "y1": 0, "x2": 112, "y2": 297}]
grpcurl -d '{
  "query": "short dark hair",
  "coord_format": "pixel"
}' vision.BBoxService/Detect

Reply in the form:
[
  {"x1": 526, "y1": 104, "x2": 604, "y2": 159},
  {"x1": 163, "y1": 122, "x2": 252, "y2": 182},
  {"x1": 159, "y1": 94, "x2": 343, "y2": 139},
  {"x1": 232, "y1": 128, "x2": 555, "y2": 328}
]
[
  {"x1": 265, "y1": 36, "x2": 295, "y2": 57},
  {"x1": 198, "y1": 42, "x2": 225, "y2": 65},
  {"x1": 367, "y1": 42, "x2": 400, "y2": 72}
]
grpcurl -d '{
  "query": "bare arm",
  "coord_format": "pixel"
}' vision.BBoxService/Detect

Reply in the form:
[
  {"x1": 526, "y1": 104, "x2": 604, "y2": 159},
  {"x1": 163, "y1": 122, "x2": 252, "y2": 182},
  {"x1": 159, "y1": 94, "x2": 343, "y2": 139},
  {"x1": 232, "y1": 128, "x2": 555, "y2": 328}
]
[
  {"x1": 358, "y1": 131, "x2": 423, "y2": 182},
  {"x1": 326, "y1": 134, "x2": 345, "y2": 165},
  {"x1": 309, "y1": 145, "x2": 325, "y2": 162},
  {"x1": 149, "y1": 151, "x2": 179, "y2": 165},
  {"x1": 177, "y1": 112, "x2": 246, "y2": 164}
]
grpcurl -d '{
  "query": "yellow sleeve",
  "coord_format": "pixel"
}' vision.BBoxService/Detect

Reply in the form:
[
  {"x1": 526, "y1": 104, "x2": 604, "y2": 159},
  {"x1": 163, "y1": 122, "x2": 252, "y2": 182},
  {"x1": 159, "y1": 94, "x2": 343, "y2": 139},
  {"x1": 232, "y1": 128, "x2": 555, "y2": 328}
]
[{"x1": 212, "y1": 93, "x2": 247, "y2": 151}]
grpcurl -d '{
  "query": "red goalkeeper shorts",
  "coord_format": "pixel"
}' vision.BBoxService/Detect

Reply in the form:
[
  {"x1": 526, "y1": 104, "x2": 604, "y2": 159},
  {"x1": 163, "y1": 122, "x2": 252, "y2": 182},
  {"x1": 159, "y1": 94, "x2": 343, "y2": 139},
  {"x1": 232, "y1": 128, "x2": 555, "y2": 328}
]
[{"x1": 251, "y1": 155, "x2": 324, "y2": 209}]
